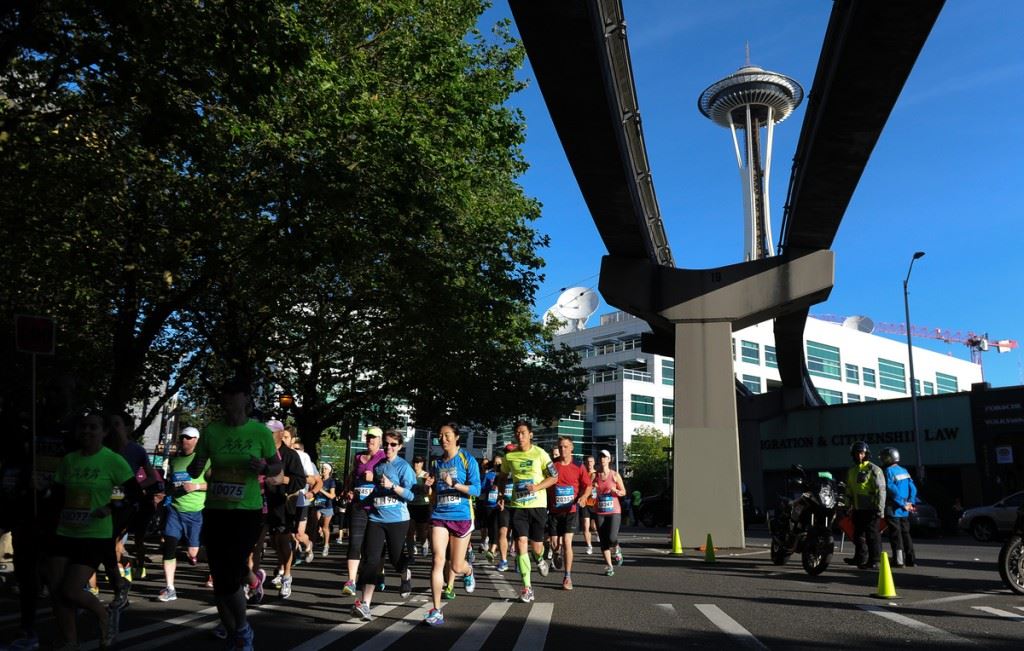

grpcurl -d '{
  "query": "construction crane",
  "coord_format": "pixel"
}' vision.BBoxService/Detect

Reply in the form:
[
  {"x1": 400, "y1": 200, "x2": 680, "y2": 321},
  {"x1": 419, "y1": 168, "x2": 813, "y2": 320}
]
[{"x1": 812, "y1": 313, "x2": 1019, "y2": 369}]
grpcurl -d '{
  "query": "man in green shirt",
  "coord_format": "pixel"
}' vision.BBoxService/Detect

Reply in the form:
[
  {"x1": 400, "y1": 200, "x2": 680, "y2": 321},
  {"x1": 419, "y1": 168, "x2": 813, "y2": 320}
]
[
  {"x1": 504, "y1": 420, "x2": 558, "y2": 603},
  {"x1": 158, "y1": 426, "x2": 209, "y2": 602}
]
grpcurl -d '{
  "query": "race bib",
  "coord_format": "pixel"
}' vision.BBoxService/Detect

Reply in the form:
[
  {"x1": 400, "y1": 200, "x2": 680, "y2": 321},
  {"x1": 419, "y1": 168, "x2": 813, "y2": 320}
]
[
  {"x1": 437, "y1": 492, "x2": 461, "y2": 506},
  {"x1": 554, "y1": 485, "x2": 575, "y2": 509},
  {"x1": 61, "y1": 489, "x2": 92, "y2": 527},
  {"x1": 486, "y1": 488, "x2": 499, "y2": 506},
  {"x1": 111, "y1": 485, "x2": 125, "y2": 501},
  {"x1": 503, "y1": 483, "x2": 513, "y2": 499},
  {"x1": 597, "y1": 494, "x2": 615, "y2": 514},
  {"x1": 210, "y1": 481, "x2": 245, "y2": 502},
  {"x1": 172, "y1": 471, "x2": 191, "y2": 487},
  {"x1": 374, "y1": 495, "x2": 399, "y2": 508},
  {"x1": 515, "y1": 480, "x2": 535, "y2": 504},
  {"x1": 314, "y1": 496, "x2": 328, "y2": 507},
  {"x1": 355, "y1": 483, "x2": 374, "y2": 501}
]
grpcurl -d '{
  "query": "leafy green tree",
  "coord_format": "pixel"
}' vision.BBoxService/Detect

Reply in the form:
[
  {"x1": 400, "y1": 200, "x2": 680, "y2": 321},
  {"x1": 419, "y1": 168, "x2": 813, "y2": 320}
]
[{"x1": 625, "y1": 426, "x2": 671, "y2": 497}]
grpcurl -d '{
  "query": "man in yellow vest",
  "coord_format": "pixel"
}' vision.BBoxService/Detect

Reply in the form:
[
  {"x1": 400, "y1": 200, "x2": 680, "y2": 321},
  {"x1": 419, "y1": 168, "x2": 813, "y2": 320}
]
[{"x1": 843, "y1": 441, "x2": 886, "y2": 570}]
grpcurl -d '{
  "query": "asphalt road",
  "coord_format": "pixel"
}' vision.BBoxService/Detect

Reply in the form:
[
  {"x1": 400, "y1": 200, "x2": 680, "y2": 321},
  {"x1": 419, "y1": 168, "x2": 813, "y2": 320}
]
[{"x1": 2, "y1": 527, "x2": 1022, "y2": 649}]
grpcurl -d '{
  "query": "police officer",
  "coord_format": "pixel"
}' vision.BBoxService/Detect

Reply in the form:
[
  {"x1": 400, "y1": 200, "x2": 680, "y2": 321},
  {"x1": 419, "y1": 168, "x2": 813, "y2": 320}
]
[
  {"x1": 843, "y1": 441, "x2": 886, "y2": 570},
  {"x1": 881, "y1": 447, "x2": 917, "y2": 568}
]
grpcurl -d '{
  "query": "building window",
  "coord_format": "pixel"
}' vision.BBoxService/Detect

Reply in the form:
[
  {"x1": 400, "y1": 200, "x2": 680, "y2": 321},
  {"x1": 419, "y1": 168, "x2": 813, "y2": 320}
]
[
  {"x1": 936, "y1": 372, "x2": 958, "y2": 394},
  {"x1": 630, "y1": 395, "x2": 655, "y2": 422},
  {"x1": 742, "y1": 375, "x2": 761, "y2": 394},
  {"x1": 662, "y1": 398, "x2": 674, "y2": 425},
  {"x1": 845, "y1": 364, "x2": 859, "y2": 384},
  {"x1": 594, "y1": 395, "x2": 616, "y2": 422},
  {"x1": 741, "y1": 341, "x2": 760, "y2": 365},
  {"x1": 878, "y1": 358, "x2": 906, "y2": 393},
  {"x1": 591, "y1": 369, "x2": 620, "y2": 384},
  {"x1": 864, "y1": 396, "x2": 878, "y2": 402},
  {"x1": 765, "y1": 345, "x2": 777, "y2": 369},
  {"x1": 818, "y1": 388, "x2": 843, "y2": 405},
  {"x1": 661, "y1": 359, "x2": 674, "y2": 386},
  {"x1": 847, "y1": 393, "x2": 861, "y2": 403},
  {"x1": 923, "y1": 381, "x2": 935, "y2": 396},
  {"x1": 732, "y1": 338, "x2": 736, "y2": 361},
  {"x1": 913, "y1": 379, "x2": 921, "y2": 396},
  {"x1": 863, "y1": 368, "x2": 876, "y2": 388},
  {"x1": 807, "y1": 341, "x2": 841, "y2": 380}
]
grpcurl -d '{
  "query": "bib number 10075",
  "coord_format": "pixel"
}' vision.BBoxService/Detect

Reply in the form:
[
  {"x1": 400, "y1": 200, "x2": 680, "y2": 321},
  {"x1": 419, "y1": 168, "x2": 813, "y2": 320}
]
[{"x1": 211, "y1": 482, "x2": 245, "y2": 502}]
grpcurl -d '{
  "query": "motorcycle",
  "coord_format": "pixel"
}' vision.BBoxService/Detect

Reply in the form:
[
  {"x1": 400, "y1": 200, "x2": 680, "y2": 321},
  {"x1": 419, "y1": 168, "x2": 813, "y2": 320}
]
[
  {"x1": 998, "y1": 504, "x2": 1024, "y2": 594},
  {"x1": 769, "y1": 465, "x2": 844, "y2": 575}
]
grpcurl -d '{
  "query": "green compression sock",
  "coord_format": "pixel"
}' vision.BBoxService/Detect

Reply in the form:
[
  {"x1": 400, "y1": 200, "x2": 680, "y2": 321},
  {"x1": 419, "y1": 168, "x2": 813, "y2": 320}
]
[{"x1": 518, "y1": 553, "x2": 532, "y2": 587}]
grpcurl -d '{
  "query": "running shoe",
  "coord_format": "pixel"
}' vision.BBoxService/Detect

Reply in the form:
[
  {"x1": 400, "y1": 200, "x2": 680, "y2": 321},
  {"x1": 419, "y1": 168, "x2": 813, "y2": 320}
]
[
  {"x1": 188, "y1": 555, "x2": 198, "y2": 566},
  {"x1": 8, "y1": 633, "x2": 40, "y2": 651},
  {"x1": 376, "y1": 576, "x2": 386, "y2": 592},
  {"x1": 292, "y1": 554, "x2": 304, "y2": 567},
  {"x1": 233, "y1": 623, "x2": 254, "y2": 651},
  {"x1": 250, "y1": 569, "x2": 266, "y2": 605},
  {"x1": 519, "y1": 587, "x2": 534, "y2": 603},
  {"x1": 271, "y1": 573, "x2": 283, "y2": 588},
  {"x1": 545, "y1": 548, "x2": 553, "y2": 561},
  {"x1": 421, "y1": 542, "x2": 430, "y2": 556},
  {"x1": 112, "y1": 583, "x2": 130, "y2": 611},
  {"x1": 496, "y1": 559, "x2": 509, "y2": 572},
  {"x1": 605, "y1": 566, "x2": 615, "y2": 577},
  {"x1": 351, "y1": 600, "x2": 372, "y2": 621},
  {"x1": 305, "y1": 548, "x2": 315, "y2": 565},
  {"x1": 466, "y1": 547, "x2": 476, "y2": 565},
  {"x1": 322, "y1": 544, "x2": 329, "y2": 558},
  {"x1": 562, "y1": 575, "x2": 573, "y2": 591},
  {"x1": 120, "y1": 563, "x2": 132, "y2": 582},
  {"x1": 131, "y1": 565, "x2": 146, "y2": 580},
  {"x1": 537, "y1": 558, "x2": 550, "y2": 577},
  {"x1": 400, "y1": 578, "x2": 412, "y2": 598},
  {"x1": 212, "y1": 624, "x2": 228, "y2": 640},
  {"x1": 480, "y1": 541, "x2": 489, "y2": 554},
  {"x1": 85, "y1": 584, "x2": 100, "y2": 597},
  {"x1": 280, "y1": 576, "x2": 292, "y2": 599},
  {"x1": 441, "y1": 586, "x2": 456, "y2": 601},
  {"x1": 485, "y1": 550, "x2": 495, "y2": 563},
  {"x1": 614, "y1": 551, "x2": 624, "y2": 567},
  {"x1": 552, "y1": 551, "x2": 562, "y2": 570},
  {"x1": 206, "y1": 575, "x2": 214, "y2": 588},
  {"x1": 157, "y1": 587, "x2": 177, "y2": 602},
  {"x1": 586, "y1": 545, "x2": 593, "y2": 555},
  {"x1": 341, "y1": 580, "x2": 357, "y2": 596},
  {"x1": 423, "y1": 608, "x2": 444, "y2": 626},
  {"x1": 463, "y1": 571, "x2": 476, "y2": 594}
]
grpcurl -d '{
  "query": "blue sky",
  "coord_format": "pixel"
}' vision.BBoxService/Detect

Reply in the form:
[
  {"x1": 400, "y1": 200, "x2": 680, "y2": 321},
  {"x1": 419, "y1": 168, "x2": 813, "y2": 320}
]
[{"x1": 481, "y1": 1, "x2": 1024, "y2": 388}]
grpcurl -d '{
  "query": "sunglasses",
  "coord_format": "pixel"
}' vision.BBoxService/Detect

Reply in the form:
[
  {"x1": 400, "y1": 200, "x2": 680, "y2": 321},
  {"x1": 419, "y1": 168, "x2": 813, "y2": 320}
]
[{"x1": 385, "y1": 441, "x2": 401, "y2": 448}]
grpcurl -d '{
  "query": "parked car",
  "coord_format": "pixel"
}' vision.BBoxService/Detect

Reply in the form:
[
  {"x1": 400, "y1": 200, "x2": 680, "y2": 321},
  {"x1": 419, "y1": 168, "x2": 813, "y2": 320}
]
[
  {"x1": 635, "y1": 489, "x2": 763, "y2": 528},
  {"x1": 959, "y1": 491, "x2": 1024, "y2": 542},
  {"x1": 908, "y1": 501, "x2": 941, "y2": 536}
]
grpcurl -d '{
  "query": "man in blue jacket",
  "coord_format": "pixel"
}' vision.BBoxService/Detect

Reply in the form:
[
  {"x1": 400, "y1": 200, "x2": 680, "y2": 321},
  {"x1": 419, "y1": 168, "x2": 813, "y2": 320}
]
[{"x1": 881, "y1": 447, "x2": 917, "y2": 568}]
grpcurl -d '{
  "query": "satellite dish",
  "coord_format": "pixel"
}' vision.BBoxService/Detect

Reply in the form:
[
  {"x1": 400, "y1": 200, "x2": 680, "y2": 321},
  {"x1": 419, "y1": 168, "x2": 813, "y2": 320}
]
[
  {"x1": 542, "y1": 308, "x2": 573, "y2": 335},
  {"x1": 842, "y1": 315, "x2": 875, "y2": 334},
  {"x1": 555, "y1": 287, "x2": 599, "y2": 327}
]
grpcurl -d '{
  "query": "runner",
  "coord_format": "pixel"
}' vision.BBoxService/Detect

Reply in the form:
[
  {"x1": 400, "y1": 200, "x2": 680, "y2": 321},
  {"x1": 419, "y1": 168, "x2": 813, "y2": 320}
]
[
  {"x1": 505, "y1": 421, "x2": 558, "y2": 603},
  {"x1": 262, "y1": 421, "x2": 307, "y2": 599},
  {"x1": 406, "y1": 456, "x2": 431, "y2": 558},
  {"x1": 594, "y1": 450, "x2": 626, "y2": 576},
  {"x1": 579, "y1": 454, "x2": 598, "y2": 555},
  {"x1": 187, "y1": 379, "x2": 280, "y2": 651},
  {"x1": 423, "y1": 423, "x2": 481, "y2": 626},
  {"x1": 158, "y1": 426, "x2": 209, "y2": 602},
  {"x1": 49, "y1": 412, "x2": 136, "y2": 649},
  {"x1": 480, "y1": 453, "x2": 502, "y2": 564},
  {"x1": 351, "y1": 430, "x2": 416, "y2": 621},
  {"x1": 285, "y1": 434, "x2": 322, "y2": 567},
  {"x1": 548, "y1": 437, "x2": 591, "y2": 590},
  {"x1": 493, "y1": 447, "x2": 515, "y2": 572},
  {"x1": 342, "y1": 427, "x2": 384, "y2": 597},
  {"x1": 315, "y1": 463, "x2": 336, "y2": 557}
]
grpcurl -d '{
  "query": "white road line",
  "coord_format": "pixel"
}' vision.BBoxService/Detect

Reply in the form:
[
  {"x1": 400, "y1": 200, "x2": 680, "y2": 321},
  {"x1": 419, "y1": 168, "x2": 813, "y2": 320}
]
[
  {"x1": 694, "y1": 604, "x2": 769, "y2": 650},
  {"x1": 483, "y1": 567, "x2": 519, "y2": 600},
  {"x1": 80, "y1": 606, "x2": 220, "y2": 651},
  {"x1": 724, "y1": 550, "x2": 771, "y2": 557},
  {"x1": 353, "y1": 602, "x2": 439, "y2": 651},
  {"x1": 654, "y1": 603, "x2": 676, "y2": 615},
  {"x1": 911, "y1": 593, "x2": 988, "y2": 606},
  {"x1": 118, "y1": 616, "x2": 223, "y2": 651},
  {"x1": 859, "y1": 605, "x2": 976, "y2": 645},
  {"x1": 973, "y1": 606, "x2": 1024, "y2": 621},
  {"x1": 512, "y1": 603, "x2": 554, "y2": 651},
  {"x1": 289, "y1": 604, "x2": 400, "y2": 651},
  {"x1": 450, "y1": 602, "x2": 513, "y2": 651}
]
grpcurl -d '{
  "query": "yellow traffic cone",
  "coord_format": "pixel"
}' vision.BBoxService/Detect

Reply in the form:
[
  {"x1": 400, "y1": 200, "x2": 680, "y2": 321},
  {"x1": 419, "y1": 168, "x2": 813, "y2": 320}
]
[
  {"x1": 704, "y1": 533, "x2": 716, "y2": 563},
  {"x1": 671, "y1": 528, "x2": 684, "y2": 555},
  {"x1": 872, "y1": 551, "x2": 899, "y2": 599}
]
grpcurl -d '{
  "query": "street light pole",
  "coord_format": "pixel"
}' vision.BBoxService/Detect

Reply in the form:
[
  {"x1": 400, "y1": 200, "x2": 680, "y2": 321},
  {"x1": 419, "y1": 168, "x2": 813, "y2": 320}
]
[{"x1": 904, "y1": 251, "x2": 926, "y2": 483}]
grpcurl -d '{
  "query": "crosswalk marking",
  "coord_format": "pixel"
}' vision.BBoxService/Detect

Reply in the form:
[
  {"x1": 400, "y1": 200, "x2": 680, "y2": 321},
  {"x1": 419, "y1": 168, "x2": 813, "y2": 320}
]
[
  {"x1": 289, "y1": 604, "x2": 399, "y2": 651},
  {"x1": 81, "y1": 605, "x2": 219, "y2": 651},
  {"x1": 859, "y1": 605, "x2": 976, "y2": 645},
  {"x1": 352, "y1": 602, "x2": 440, "y2": 651},
  {"x1": 972, "y1": 606, "x2": 1024, "y2": 621},
  {"x1": 512, "y1": 602, "x2": 554, "y2": 651},
  {"x1": 910, "y1": 593, "x2": 987, "y2": 606},
  {"x1": 450, "y1": 602, "x2": 513, "y2": 651},
  {"x1": 118, "y1": 616, "x2": 224, "y2": 651},
  {"x1": 695, "y1": 604, "x2": 769, "y2": 650}
]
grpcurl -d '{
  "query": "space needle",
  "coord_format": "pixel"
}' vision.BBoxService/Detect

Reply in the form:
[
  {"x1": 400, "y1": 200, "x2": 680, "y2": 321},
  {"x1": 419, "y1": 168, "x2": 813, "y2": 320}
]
[{"x1": 699, "y1": 53, "x2": 803, "y2": 262}]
